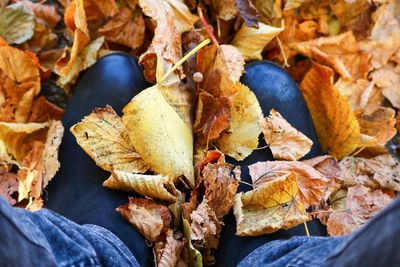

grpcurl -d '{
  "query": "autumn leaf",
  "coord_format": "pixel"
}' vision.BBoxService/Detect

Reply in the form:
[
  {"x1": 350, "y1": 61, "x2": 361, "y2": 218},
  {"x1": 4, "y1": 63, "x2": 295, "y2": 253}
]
[
  {"x1": 261, "y1": 109, "x2": 313, "y2": 161},
  {"x1": 216, "y1": 83, "x2": 263, "y2": 161},
  {"x1": 19, "y1": 0, "x2": 61, "y2": 28},
  {"x1": 300, "y1": 63, "x2": 361, "y2": 159},
  {"x1": 98, "y1": 7, "x2": 145, "y2": 50},
  {"x1": 284, "y1": 0, "x2": 308, "y2": 11},
  {"x1": 210, "y1": 0, "x2": 239, "y2": 21},
  {"x1": 28, "y1": 96, "x2": 65, "y2": 123},
  {"x1": 165, "y1": 0, "x2": 199, "y2": 33},
  {"x1": 70, "y1": 105, "x2": 148, "y2": 174},
  {"x1": 249, "y1": 161, "x2": 328, "y2": 206},
  {"x1": 235, "y1": 0, "x2": 259, "y2": 28},
  {"x1": 117, "y1": 197, "x2": 171, "y2": 242},
  {"x1": 182, "y1": 218, "x2": 203, "y2": 267},
  {"x1": 0, "y1": 173, "x2": 18, "y2": 205},
  {"x1": 234, "y1": 172, "x2": 311, "y2": 236},
  {"x1": 220, "y1": 44, "x2": 245, "y2": 83},
  {"x1": 104, "y1": 171, "x2": 178, "y2": 202},
  {"x1": 339, "y1": 154, "x2": 400, "y2": 191},
  {"x1": 122, "y1": 84, "x2": 194, "y2": 186},
  {"x1": 0, "y1": 4, "x2": 35, "y2": 44},
  {"x1": 320, "y1": 185, "x2": 394, "y2": 236},
  {"x1": 156, "y1": 230, "x2": 187, "y2": 267},
  {"x1": 232, "y1": 22, "x2": 284, "y2": 60}
]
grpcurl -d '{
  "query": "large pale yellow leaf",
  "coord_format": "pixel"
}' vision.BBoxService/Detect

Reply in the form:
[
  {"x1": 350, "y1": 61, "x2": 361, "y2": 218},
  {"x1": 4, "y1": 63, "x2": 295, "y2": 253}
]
[
  {"x1": 216, "y1": 83, "x2": 263, "y2": 161},
  {"x1": 165, "y1": 0, "x2": 198, "y2": 33},
  {"x1": 0, "y1": 4, "x2": 34, "y2": 44},
  {"x1": 300, "y1": 63, "x2": 361, "y2": 159},
  {"x1": 234, "y1": 173, "x2": 311, "y2": 236},
  {"x1": 70, "y1": 105, "x2": 148, "y2": 173},
  {"x1": 122, "y1": 85, "x2": 194, "y2": 186},
  {"x1": 104, "y1": 171, "x2": 178, "y2": 202},
  {"x1": 232, "y1": 22, "x2": 284, "y2": 60},
  {"x1": 261, "y1": 109, "x2": 312, "y2": 161}
]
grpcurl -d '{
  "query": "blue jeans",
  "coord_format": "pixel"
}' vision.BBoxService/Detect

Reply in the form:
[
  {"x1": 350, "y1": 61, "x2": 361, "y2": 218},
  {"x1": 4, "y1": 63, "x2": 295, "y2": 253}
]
[{"x1": 1, "y1": 196, "x2": 400, "y2": 266}]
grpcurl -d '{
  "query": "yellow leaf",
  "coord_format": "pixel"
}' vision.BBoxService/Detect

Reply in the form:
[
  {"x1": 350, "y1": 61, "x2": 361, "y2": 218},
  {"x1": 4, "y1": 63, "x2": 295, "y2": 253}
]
[
  {"x1": 234, "y1": 173, "x2": 311, "y2": 236},
  {"x1": 104, "y1": 171, "x2": 177, "y2": 202},
  {"x1": 165, "y1": 0, "x2": 198, "y2": 33},
  {"x1": 0, "y1": 4, "x2": 35, "y2": 44},
  {"x1": 122, "y1": 85, "x2": 194, "y2": 186},
  {"x1": 70, "y1": 105, "x2": 148, "y2": 173},
  {"x1": 216, "y1": 83, "x2": 263, "y2": 161},
  {"x1": 261, "y1": 109, "x2": 313, "y2": 161},
  {"x1": 232, "y1": 22, "x2": 284, "y2": 60},
  {"x1": 300, "y1": 63, "x2": 361, "y2": 159}
]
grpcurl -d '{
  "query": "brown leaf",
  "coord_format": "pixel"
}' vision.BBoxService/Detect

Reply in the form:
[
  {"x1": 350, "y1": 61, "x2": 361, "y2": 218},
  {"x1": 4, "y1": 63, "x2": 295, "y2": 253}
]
[
  {"x1": 210, "y1": 0, "x2": 239, "y2": 21},
  {"x1": 28, "y1": 96, "x2": 64, "y2": 122},
  {"x1": 249, "y1": 161, "x2": 328, "y2": 207},
  {"x1": 117, "y1": 197, "x2": 171, "y2": 242},
  {"x1": 261, "y1": 109, "x2": 313, "y2": 161},
  {"x1": 302, "y1": 155, "x2": 341, "y2": 180},
  {"x1": 300, "y1": 63, "x2": 361, "y2": 159},
  {"x1": 322, "y1": 185, "x2": 394, "y2": 236},
  {"x1": 202, "y1": 161, "x2": 240, "y2": 219},
  {"x1": 71, "y1": 105, "x2": 148, "y2": 174},
  {"x1": 0, "y1": 172, "x2": 18, "y2": 205},
  {"x1": 234, "y1": 172, "x2": 311, "y2": 236},
  {"x1": 98, "y1": 7, "x2": 145, "y2": 50},
  {"x1": 235, "y1": 0, "x2": 259, "y2": 28},
  {"x1": 157, "y1": 230, "x2": 187, "y2": 267},
  {"x1": 20, "y1": 0, "x2": 61, "y2": 28},
  {"x1": 339, "y1": 154, "x2": 400, "y2": 191},
  {"x1": 293, "y1": 31, "x2": 371, "y2": 80},
  {"x1": 219, "y1": 44, "x2": 245, "y2": 83}
]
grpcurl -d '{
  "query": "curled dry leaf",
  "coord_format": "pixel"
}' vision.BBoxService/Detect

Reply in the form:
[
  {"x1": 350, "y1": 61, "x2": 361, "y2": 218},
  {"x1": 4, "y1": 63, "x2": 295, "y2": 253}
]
[
  {"x1": 122, "y1": 85, "x2": 194, "y2": 186},
  {"x1": 220, "y1": 44, "x2": 245, "y2": 83},
  {"x1": 0, "y1": 173, "x2": 18, "y2": 205},
  {"x1": 249, "y1": 161, "x2": 328, "y2": 206},
  {"x1": 321, "y1": 185, "x2": 394, "y2": 236},
  {"x1": 98, "y1": 7, "x2": 145, "y2": 50},
  {"x1": 234, "y1": 173, "x2": 311, "y2": 236},
  {"x1": 261, "y1": 109, "x2": 313, "y2": 161},
  {"x1": 210, "y1": 0, "x2": 239, "y2": 21},
  {"x1": 70, "y1": 105, "x2": 148, "y2": 174},
  {"x1": 235, "y1": 0, "x2": 259, "y2": 28},
  {"x1": 28, "y1": 96, "x2": 65, "y2": 123},
  {"x1": 104, "y1": 171, "x2": 178, "y2": 202},
  {"x1": 232, "y1": 22, "x2": 284, "y2": 60},
  {"x1": 182, "y1": 218, "x2": 203, "y2": 267},
  {"x1": 157, "y1": 230, "x2": 187, "y2": 267},
  {"x1": 165, "y1": 0, "x2": 199, "y2": 33},
  {"x1": 292, "y1": 31, "x2": 371, "y2": 80},
  {"x1": 0, "y1": 5, "x2": 34, "y2": 44},
  {"x1": 117, "y1": 197, "x2": 171, "y2": 242},
  {"x1": 300, "y1": 63, "x2": 361, "y2": 159},
  {"x1": 216, "y1": 83, "x2": 263, "y2": 161},
  {"x1": 19, "y1": 0, "x2": 61, "y2": 28},
  {"x1": 202, "y1": 161, "x2": 240, "y2": 219},
  {"x1": 339, "y1": 154, "x2": 400, "y2": 191}
]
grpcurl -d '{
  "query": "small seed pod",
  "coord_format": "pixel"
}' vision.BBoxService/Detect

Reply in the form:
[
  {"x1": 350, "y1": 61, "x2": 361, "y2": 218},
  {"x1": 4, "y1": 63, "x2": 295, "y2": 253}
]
[{"x1": 193, "y1": 72, "x2": 203, "y2": 83}]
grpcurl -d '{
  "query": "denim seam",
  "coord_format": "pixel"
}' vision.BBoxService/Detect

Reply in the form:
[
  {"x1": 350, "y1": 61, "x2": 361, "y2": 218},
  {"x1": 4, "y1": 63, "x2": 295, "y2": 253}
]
[{"x1": 60, "y1": 255, "x2": 100, "y2": 267}]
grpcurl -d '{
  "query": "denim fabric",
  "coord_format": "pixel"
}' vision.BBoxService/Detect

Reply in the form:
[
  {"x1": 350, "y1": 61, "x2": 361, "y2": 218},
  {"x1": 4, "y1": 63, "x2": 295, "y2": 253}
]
[
  {"x1": 0, "y1": 197, "x2": 139, "y2": 267},
  {"x1": 239, "y1": 196, "x2": 400, "y2": 267}
]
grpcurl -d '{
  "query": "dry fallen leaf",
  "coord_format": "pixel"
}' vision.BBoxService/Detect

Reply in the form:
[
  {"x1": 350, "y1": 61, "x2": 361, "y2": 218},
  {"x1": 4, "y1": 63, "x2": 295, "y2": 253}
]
[
  {"x1": 321, "y1": 185, "x2": 394, "y2": 236},
  {"x1": 249, "y1": 161, "x2": 328, "y2": 206},
  {"x1": 122, "y1": 84, "x2": 194, "y2": 186},
  {"x1": 0, "y1": 172, "x2": 18, "y2": 205},
  {"x1": 0, "y1": 4, "x2": 35, "y2": 44},
  {"x1": 232, "y1": 21, "x2": 284, "y2": 60},
  {"x1": 216, "y1": 83, "x2": 263, "y2": 161},
  {"x1": 235, "y1": 0, "x2": 259, "y2": 28},
  {"x1": 70, "y1": 105, "x2": 148, "y2": 174},
  {"x1": 104, "y1": 171, "x2": 178, "y2": 202},
  {"x1": 210, "y1": 0, "x2": 239, "y2": 21},
  {"x1": 300, "y1": 63, "x2": 361, "y2": 159},
  {"x1": 220, "y1": 44, "x2": 245, "y2": 83},
  {"x1": 234, "y1": 172, "x2": 311, "y2": 236},
  {"x1": 157, "y1": 230, "x2": 187, "y2": 267},
  {"x1": 261, "y1": 109, "x2": 313, "y2": 161},
  {"x1": 117, "y1": 197, "x2": 171, "y2": 242},
  {"x1": 339, "y1": 154, "x2": 400, "y2": 191}
]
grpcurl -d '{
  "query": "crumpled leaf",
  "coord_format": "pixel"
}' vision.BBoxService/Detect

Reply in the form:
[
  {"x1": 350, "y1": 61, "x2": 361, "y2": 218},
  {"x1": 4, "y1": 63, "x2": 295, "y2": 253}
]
[
  {"x1": 357, "y1": 107, "x2": 396, "y2": 146},
  {"x1": 210, "y1": 0, "x2": 239, "y2": 21},
  {"x1": 28, "y1": 96, "x2": 65, "y2": 123},
  {"x1": 249, "y1": 161, "x2": 328, "y2": 206},
  {"x1": 300, "y1": 63, "x2": 361, "y2": 159},
  {"x1": 98, "y1": 7, "x2": 145, "y2": 50},
  {"x1": 122, "y1": 84, "x2": 194, "y2": 186},
  {"x1": 216, "y1": 83, "x2": 263, "y2": 161},
  {"x1": 320, "y1": 185, "x2": 394, "y2": 236},
  {"x1": 0, "y1": 5, "x2": 34, "y2": 44},
  {"x1": 165, "y1": 0, "x2": 199, "y2": 33},
  {"x1": 19, "y1": 0, "x2": 61, "y2": 28},
  {"x1": 202, "y1": 160, "x2": 240, "y2": 219},
  {"x1": 369, "y1": 63, "x2": 400, "y2": 109},
  {"x1": 0, "y1": 172, "x2": 18, "y2": 205},
  {"x1": 220, "y1": 44, "x2": 245, "y2": 83},
  {"x1": 117, "y1": 198, "x2": 171, "y2": 242},
  {"x1": 234, "y1": 172, "x2": 311, "y2": 236},
  {"x1": 261, "y1": 109, "x2": 313, "y2": 161},
  {"x1": 182, "y1": 218, "x2": 203, "y2": 267},
  {"x1": 232, "y1": 22, "x2": 284, "y2": 60},
  {"x1": 194, "y1": 44, "x2": 238, "y2": 141},
  {"x1": 339, "y1": 154, "x2": 400, "y2": 191},
  {"x1": 104, "y1": 171, "x2": 178, "y2": 202},
  {"x1": 235, "y1": 0, "x2": 259, "y2": 28},
  {"x1": 70, "y1": 105, "x2": 148, "y2": 174},
  {"x1": 302, "y1": 155, "x2": 341, "y2": 180},
  {"x1": 157, "y1": 230, "x2": 187, "y2": 267}
]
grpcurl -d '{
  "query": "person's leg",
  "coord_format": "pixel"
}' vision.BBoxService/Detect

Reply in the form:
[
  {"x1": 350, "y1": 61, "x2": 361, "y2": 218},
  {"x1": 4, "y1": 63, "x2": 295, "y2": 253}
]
[
  {"x1": 216, "y1": 61, "x2": 327, "y2": 266},
  {"x1": 44, "y1": 53, "x2": 153, "y2": 266}
]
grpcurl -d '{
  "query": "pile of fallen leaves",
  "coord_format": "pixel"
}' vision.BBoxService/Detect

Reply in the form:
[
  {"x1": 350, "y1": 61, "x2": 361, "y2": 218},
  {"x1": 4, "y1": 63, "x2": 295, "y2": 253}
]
[{"x1": 1, "y1": 0, "x2": 400, "y2": 266}]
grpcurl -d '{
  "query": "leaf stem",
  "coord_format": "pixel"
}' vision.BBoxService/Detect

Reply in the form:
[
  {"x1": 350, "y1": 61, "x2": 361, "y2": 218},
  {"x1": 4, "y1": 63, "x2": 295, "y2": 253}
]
[
  {"x1": 159, "y1": 39, "x2": 211, "y2": 84},
  {"x1": 303, "y1": 221, "x2": 310, "y2": 236}
]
